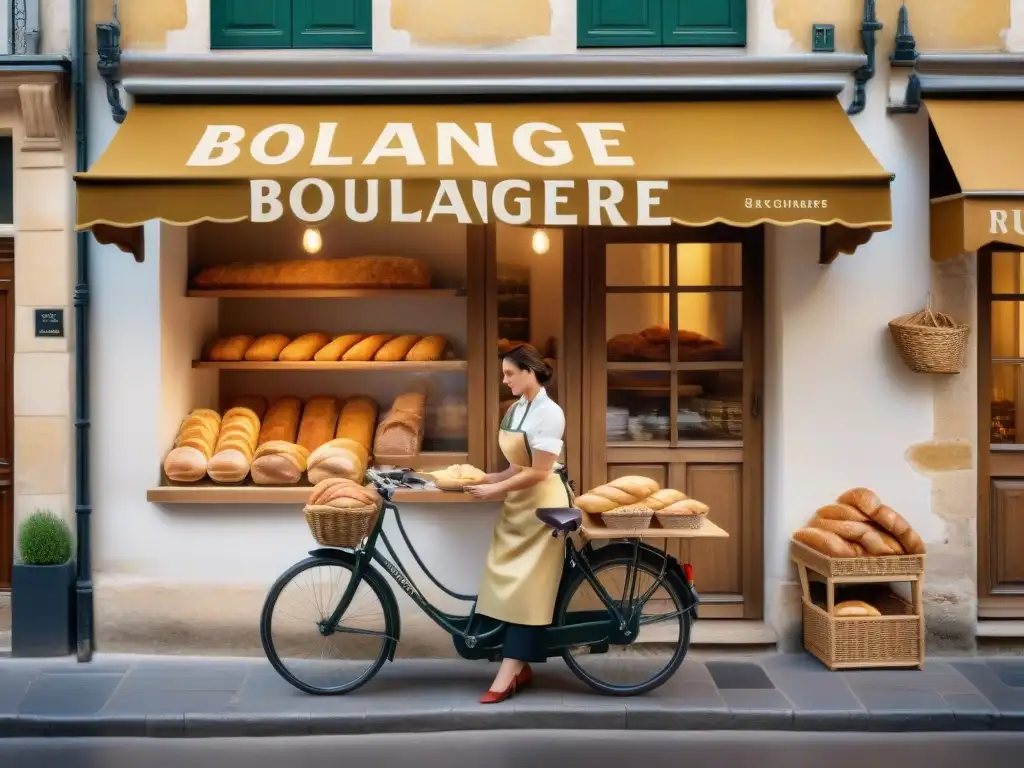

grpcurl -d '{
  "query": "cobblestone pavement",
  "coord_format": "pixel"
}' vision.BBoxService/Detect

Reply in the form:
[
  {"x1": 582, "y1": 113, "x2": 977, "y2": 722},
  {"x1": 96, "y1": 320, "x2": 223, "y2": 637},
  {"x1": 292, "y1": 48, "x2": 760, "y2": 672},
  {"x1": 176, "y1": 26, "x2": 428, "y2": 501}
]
[{"x1": 0, "y1": 653, "x2": 1022, "y2": 738}]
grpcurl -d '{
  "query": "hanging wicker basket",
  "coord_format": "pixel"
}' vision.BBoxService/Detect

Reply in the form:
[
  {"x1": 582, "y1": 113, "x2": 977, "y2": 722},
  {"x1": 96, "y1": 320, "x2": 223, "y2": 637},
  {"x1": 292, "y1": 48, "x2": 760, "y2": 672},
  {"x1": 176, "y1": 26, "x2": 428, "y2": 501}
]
[{"x1": 888, "y1": 298, "x2": 970, "y2": 374}]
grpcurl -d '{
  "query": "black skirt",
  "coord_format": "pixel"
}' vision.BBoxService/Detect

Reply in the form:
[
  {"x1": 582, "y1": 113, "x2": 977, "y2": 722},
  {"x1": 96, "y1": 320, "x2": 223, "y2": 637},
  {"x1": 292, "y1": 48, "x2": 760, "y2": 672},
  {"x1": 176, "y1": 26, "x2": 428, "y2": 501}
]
[{"x1": 501, "y1": 622, "x2": 548, "y2": 663}]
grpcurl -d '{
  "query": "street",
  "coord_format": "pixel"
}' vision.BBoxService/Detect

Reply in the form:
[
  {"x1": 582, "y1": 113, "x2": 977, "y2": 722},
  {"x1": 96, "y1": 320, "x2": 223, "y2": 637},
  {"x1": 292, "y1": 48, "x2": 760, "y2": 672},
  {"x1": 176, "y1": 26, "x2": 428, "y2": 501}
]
[{"x1": 2, "y1": 731, "x2": 1023, "y2": 768}]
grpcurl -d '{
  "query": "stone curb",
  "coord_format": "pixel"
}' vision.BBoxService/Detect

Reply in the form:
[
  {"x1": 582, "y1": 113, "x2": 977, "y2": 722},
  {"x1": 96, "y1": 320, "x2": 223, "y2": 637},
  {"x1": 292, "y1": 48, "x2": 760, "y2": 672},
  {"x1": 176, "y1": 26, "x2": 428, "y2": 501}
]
[{"x1": 1, "y1": 709, "x2": 1022, "y2": 738}]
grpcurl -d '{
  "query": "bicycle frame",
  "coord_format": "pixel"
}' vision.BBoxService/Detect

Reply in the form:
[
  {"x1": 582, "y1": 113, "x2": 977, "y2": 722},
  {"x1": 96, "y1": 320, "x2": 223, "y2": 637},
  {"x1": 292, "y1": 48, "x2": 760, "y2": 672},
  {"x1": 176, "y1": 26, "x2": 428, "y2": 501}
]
[{"x1": 320, "y1": 483, "x2": 688, "y2": 654}]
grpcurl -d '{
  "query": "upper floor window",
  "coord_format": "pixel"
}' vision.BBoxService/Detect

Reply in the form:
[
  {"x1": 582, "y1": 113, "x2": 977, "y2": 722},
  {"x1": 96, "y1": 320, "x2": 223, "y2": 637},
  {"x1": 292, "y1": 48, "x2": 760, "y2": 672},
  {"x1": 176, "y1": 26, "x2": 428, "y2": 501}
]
[
  {"x1": 211, "y1": 0, "x2": 371, "y2": 50},
  {"x1": 578, "y1": 0, "x2": 746, "y2": 48}
]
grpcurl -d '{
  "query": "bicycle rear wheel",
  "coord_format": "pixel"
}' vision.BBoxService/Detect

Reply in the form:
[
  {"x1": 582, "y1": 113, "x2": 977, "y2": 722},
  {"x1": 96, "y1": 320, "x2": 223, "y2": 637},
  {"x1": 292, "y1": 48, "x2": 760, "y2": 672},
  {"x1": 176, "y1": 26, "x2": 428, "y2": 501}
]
[
  {"x1": 554, "y1": 547, "x2": 691, "y2": 696},
  {"x1": 260, "y1": 556, "x2": 397, "y2": 695}
]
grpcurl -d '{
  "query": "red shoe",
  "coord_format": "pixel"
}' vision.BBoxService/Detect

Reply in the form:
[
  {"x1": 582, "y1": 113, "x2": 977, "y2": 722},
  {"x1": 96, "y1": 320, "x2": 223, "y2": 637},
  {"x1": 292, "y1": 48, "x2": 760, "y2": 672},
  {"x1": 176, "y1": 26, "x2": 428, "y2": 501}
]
[
  {"x1": 479, "y1": 678, "x2": 517, "y2": 704},
  {"x1": 515, "y1": 664, "x2": 533, "y2": 690}
]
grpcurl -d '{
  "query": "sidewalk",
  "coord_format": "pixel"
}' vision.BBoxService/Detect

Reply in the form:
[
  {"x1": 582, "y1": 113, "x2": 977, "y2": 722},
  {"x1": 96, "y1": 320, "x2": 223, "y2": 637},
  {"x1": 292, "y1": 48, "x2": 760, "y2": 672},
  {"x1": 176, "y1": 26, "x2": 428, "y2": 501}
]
[{"x1": 1, "y1": 653, "x2": 1022, "y2": 738}]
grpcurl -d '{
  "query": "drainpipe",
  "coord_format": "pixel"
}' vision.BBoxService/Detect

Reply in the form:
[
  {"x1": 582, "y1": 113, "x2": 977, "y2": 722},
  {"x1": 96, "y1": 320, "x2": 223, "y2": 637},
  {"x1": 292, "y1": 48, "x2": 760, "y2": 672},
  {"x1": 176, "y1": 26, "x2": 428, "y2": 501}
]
[{"x1": 72, "y1": 0, "x2": 93, "y2": 663}]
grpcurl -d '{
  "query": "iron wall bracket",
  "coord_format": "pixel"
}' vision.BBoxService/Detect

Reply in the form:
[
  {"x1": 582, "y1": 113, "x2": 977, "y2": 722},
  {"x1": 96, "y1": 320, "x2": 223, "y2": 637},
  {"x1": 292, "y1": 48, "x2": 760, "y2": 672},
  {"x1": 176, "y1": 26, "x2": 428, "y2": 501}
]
[
  {"x1": 96, "y1": 21, "x2": 126, "y2": 124},
  {"x1": 848, "y1": 0, "x2": 883, "y2": 116},
  {"x1": 888, "y1": 3, "x2": 921, "y2": 114}
]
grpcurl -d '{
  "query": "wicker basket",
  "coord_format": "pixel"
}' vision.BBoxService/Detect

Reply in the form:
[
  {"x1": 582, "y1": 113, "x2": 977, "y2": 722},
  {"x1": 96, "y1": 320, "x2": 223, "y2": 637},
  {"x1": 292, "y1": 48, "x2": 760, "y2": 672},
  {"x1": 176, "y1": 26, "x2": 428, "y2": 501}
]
[
  {"x1": 303, "y1": 503, "x2": 379, "y2": 548},
  {"x1": 790, "y1": 540, "x2": 924, "y2": 578},
  {"x1": 655, "y1": 511, "x2": 706, "y2": 530},
  {"x1": 602, "y1": 504, "x2": 654, "y2": 530},
  {"x1": 888, "y1": 300, "x2": 970, "y2": 374},
  {"x1": 802, "y1": 590, "x2": 922, "y2": 670}
]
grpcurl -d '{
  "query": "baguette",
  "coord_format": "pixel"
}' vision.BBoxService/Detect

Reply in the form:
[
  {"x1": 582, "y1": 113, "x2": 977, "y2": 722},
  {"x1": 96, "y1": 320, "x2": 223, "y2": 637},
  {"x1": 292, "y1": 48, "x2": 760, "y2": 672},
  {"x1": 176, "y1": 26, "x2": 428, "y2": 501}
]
[
  {"x1": 645, "y1": 489, "x2": 686, "y2": 511},
  {"x1": 659, "y1": 498, "x2": 709, "y2": 516},
  {"x1": 836, "y1": 487, "x2": 883, "y2": 517},
  {"x1": 307, "y1": 438, "x2": 370, "y2": 485},
  {"x1": 866, "y1": 504, "x2": 926, "y2": 555},
  {"x1": 574, "y1": 475, "x2": 660, "y2": 514},
  {"x1": 811, "y1": 517, "x2": 905, "y2": 556},
  {"x1": 335, "y1": 396, "x2": 379, "y2": 449},
  {"x1": 834, "y1": 600, "x2": 881, "y2": 617},
  {"x1": 250, "y1": 440, "x2": 311, "y2": 485},
  {"x1": 278, "y1": 333, "x2": 331, "y2": 362},
  {"x1": 163, "y1": 408, "x2": 223, "y2": 482},
  {"x1": 813, "y1": 503, "x2": 870, "y2": 524},
  {"x1": 258, "y1": 396, "x2": 303, "y2": 445},
  {"x1": 314, "y1": 334, "x2": 365, "y2": 362},
  {"x1": 343, "y1": 334, "x2": 395, "y2": 362},
  {"x1": 793, "y1": 527, "x2": 868, "y2": 558},
  {"x1": 206, "y1": 334, "x2": 256, "y2": 362},
  {"x1": 244, "y1": 334, "x2": 292, "y2": 362},
  {"x1": 207, "y1": 405, "x2": 263, "y2": 483},
  {"x1": 405, "y1": 335, "x2": 448, "y2": 362},
  {"x1": 374, "y1": 335, "x2": 422, "y2": 362},
  {"x1": 296, "y1": 396, "x2": 342, "y2": 453}
]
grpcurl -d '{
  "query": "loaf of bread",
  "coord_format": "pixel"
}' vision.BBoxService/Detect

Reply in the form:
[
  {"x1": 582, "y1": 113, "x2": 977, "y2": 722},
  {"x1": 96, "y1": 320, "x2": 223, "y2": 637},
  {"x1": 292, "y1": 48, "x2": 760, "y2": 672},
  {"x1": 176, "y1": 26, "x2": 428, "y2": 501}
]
[
  {"x1": 793, "y1": 527, "x2": 868, "y2": 558},
  {"x1": 834, "y1": 600, "x2": 881, "y2": 617},
  {"x1": 231, "y1": 395, "x2": 268, "y2": 420},
  {"x1": 192, "y1": 257, "x2": 431, "y2": 290},
  {"x1": 163, "y1": 408, "x2": 223, "y2": 482},
  {"x1": 244, "y1": 334, "x2": 292, "y2": 362},
  {"x1": 307, "y1": 477, "x2": 381, "y2": 509},
  {"x1": 431, "y1": 464, "x2": 487, "y2": 490},
  {"x1": 279, "y1": 333, "x2": 331, "y2": 362},
  {"x1": 335, "y1": 396, "x2": 379, "y2": 448},
  {"x1": 811, "y1": 517, "x2": 905, "y2": 556},
  {"x1": 296, "y1": 396, "x2": 341, "y2": 454},
  {"x1": 343, "y1": 334, "x2": 395, "y2": 362},
  {"x1": 374, "y1": 335, "x2": 422, "y2": 362},
  {"x1": 206, "y1": 334, "x2": 256, "y2": 362},
  {"x1": 405, "y1": 335, "x2": 448, "y2": 362},
  {"x1": 373, "y1": 391, "x2": 426, "y2": 456},
  {"x1": 258, "y1": 396, "x2": 303, "y2": 445},
  {"x1": 574, "y1": 476, "x2": 661, "y2": 514},
  {"x1": 645, "y1": 489, "x2": 687, "y2": 511},
  {"x1": 314, "y1": 334, "x2": 366, "y2": 362},
  {"x1": 207, "y1": 404, "x2": 263, "y2": 483},
  {"x1": 660, "y1": 498, "x2": 709, "y2": 516},
  {"x1": 837, "y1": 488, "x2": 925, "y2": 555},
  {"x1": 813, "y1": 502, "x2": 870, "y2": 524},
  {"x1": 250, "y1": 440, "x2": 310, "y2": 485},
  {"x1": 307, "y1": 438, "x2": 370, "y2": 485}
]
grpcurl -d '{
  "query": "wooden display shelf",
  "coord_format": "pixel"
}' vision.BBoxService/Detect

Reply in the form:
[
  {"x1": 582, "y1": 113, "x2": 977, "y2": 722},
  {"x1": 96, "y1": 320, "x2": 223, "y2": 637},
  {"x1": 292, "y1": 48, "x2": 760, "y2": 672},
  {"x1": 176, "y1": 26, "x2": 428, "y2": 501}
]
[
  {"x1": 607, "y1": 361, "x2": 743, "y2": 372},
  {"x1": 187, "y1": 288, "x2": 465, "y2": 299},
  {"x1": 147, "y1": 484, "x2": 491, "y2": 505},
  {"x1": 191, "y1": 360, "x2": 468, "y2": 372}
]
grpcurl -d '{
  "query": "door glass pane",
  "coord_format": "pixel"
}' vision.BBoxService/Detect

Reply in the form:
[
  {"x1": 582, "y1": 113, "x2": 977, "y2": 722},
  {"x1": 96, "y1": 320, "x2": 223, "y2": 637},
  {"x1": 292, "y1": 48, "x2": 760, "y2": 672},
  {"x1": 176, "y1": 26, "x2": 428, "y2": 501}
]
[
  {"x1": 676, "y1": 292, "x2": 742, "y2": 362},
  {"x1": 991, "y1": 364, "x2": 1024, "y2": 444},
  {"x1": 676, "y1": 242, "x2": 742, "y2": 287},
  {"x1": 606, "y1": 292, "x2": 668, "y2": 361},
  {"x1": 992, "y1": 252, "x2": 1024, "y2": 293},
  {"x1": 677, "y1": 370, "x2": 743, "y2": 441},
  {"x1": 607, "y1": 371, "x2": 670, "y2": 443},
  {"x1": 991, "y1": 301, "x2": 1023, "y2": 360},
  {"x1": 606, "y1": 243, "x2": 669, "y2": 287}
]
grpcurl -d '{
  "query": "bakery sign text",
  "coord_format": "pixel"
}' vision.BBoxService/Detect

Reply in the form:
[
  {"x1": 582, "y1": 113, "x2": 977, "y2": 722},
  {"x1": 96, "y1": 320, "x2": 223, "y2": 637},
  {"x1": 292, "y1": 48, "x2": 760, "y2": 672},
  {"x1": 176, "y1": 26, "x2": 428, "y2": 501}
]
[{"x1": 186, "y1": 121, "x2": 672, "y2": 226}]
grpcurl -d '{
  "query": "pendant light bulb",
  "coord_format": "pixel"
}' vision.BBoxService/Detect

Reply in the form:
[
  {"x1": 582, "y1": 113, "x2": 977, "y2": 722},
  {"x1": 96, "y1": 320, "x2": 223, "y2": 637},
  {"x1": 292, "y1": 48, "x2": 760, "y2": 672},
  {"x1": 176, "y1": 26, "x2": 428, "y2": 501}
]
[
  {"x1": 531, "y1": 229, "x2": 550, "y2": 255},
  {"x1": 302, "y1": 227, "x2": 322, "y2": 254}
]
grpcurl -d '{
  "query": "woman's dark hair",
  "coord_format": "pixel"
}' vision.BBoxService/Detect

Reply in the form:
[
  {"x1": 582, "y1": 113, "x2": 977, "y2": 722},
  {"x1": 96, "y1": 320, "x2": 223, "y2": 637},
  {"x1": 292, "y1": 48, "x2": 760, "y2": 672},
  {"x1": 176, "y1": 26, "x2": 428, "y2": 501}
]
[{"x1": 500, "y1": 343, "x2": 553, "y2": 385}]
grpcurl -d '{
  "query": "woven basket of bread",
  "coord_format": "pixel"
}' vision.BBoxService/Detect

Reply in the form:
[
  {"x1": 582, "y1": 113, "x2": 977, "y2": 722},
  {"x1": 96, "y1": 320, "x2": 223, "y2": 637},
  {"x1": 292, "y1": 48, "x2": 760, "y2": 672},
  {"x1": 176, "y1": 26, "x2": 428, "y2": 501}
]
[
  {"x1": 802, "y1": 591, "x2": 922, "y2": 669},
  {"x1": 654, "y1": 498, "x2": 709, "y2": 530},
  {"x1": 602, "y1": 503, "x2": 654, "y2": 530},
  {"x1": 303, "y1": 478, "x2": 382, "y2": 549},
  {"x1": 888, "y1": 300, "x2": 969, "y2": 374}
]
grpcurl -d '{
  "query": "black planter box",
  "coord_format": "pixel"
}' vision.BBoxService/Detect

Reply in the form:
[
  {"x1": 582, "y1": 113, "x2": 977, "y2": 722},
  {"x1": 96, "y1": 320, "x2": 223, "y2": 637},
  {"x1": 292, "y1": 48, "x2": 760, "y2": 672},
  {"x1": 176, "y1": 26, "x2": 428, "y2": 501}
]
[{"x1": 11, "y1": 561, "x2": 76, "y2": 657}]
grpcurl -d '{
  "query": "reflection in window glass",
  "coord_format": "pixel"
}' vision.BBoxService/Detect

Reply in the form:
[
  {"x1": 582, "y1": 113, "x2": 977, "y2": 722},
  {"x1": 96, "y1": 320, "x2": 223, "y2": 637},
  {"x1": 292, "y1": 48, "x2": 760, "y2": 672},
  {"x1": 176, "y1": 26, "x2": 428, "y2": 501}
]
[
  {"x1": 677, "y1": 371, "x2": 743, "y2": 441},
  {"x1": 607, "y1": 371, "x2": 671, "y2": 443}
]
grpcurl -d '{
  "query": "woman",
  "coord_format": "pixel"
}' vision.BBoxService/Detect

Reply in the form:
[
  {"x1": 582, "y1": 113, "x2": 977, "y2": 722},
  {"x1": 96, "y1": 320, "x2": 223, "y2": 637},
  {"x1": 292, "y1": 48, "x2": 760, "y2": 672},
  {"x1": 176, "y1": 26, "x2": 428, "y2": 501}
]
[{"x1": 465, "y1": 343, "x2": 571, "y2": 704}]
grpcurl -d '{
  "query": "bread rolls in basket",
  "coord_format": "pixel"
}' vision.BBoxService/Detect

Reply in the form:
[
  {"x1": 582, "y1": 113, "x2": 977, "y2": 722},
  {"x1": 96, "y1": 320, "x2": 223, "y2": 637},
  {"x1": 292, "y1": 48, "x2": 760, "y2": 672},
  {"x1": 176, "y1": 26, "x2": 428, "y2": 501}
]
[
  {"x1": 792, "y1": 487, "x2": 927, "y2": 558},
  {"x1": 304, "y1": 478, "x2": 382, "y2": 548}
]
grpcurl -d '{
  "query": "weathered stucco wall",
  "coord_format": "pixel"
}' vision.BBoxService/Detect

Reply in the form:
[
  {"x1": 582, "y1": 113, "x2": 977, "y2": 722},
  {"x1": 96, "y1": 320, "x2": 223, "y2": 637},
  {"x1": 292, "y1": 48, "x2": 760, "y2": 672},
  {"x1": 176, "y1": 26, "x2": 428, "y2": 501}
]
[{"x1": 90, "y1": 0, "x2": 1024, "y2": 55}]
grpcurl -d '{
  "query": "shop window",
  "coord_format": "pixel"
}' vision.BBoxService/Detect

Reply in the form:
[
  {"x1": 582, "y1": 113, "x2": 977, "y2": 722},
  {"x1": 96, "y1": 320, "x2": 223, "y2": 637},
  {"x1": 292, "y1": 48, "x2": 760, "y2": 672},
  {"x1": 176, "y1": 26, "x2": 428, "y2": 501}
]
[
  {"x1": 577, "y1": 0, "x2": 746, "y2": 48},
  {"x1": 211, "y1": 0, "x2": 371, "y2": 50},
  {"x1": 988, "y1": 252, "x2": 1024, "y2": 445},
  {"x1": 0, "y1": 136, "x2": 11, "y2": 226}
]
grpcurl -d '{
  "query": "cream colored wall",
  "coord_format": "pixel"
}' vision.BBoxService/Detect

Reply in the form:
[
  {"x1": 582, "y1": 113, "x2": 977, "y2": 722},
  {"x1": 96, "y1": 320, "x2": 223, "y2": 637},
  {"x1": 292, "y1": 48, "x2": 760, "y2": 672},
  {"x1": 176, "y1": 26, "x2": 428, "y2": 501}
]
[{"x1": 91, "y1": 0, "x2": 1024, "y2": 55}]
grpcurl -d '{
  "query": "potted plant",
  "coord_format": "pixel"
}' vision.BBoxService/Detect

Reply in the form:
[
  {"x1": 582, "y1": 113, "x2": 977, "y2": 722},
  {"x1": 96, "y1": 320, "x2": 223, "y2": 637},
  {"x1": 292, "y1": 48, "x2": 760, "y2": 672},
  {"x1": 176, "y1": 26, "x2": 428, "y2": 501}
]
[{"x1": 12, "y1": 510, "x2": 75, "y2": 657}]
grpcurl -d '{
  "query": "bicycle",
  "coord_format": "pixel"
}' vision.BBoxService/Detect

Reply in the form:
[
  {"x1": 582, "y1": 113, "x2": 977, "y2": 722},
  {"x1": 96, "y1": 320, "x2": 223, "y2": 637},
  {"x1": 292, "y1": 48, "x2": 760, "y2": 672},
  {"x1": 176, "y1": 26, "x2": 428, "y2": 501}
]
[{"x1": 260, "y1": 467, "x2": 700, "y2": 697}]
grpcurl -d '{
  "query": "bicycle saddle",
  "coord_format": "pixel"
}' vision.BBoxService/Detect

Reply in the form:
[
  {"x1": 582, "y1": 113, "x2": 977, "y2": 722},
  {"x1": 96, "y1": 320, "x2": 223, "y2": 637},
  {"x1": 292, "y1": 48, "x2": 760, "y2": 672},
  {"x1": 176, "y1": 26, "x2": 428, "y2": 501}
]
[{"x1": 536, "y1": 507, "x2": 582, "y2": 533}]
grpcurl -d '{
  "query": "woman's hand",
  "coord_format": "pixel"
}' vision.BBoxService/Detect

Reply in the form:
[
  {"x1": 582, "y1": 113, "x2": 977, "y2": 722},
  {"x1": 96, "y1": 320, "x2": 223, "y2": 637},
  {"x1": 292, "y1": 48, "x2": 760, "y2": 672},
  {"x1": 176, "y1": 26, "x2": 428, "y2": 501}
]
[{"x1": 465, "y1": 483, "x2": 503, "y2": 502}]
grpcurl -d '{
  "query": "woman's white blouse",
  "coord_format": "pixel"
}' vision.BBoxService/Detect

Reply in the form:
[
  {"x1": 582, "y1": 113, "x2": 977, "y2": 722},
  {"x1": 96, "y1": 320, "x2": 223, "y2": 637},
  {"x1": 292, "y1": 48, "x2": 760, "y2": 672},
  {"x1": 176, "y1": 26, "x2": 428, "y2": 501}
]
[{"x1": 505, "y1": 388, "x2": 565, "y2": 457}]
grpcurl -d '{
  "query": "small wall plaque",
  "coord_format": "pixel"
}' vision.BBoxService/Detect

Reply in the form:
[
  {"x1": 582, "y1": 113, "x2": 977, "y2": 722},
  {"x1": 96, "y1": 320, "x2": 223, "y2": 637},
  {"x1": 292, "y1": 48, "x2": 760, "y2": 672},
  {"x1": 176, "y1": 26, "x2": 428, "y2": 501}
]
[
  {"x1": 812, "y1": 24, "x2": 836, "y2": 53},
  {"x1": 34, "y1": 308, "x2": 64, "y2": 338}
]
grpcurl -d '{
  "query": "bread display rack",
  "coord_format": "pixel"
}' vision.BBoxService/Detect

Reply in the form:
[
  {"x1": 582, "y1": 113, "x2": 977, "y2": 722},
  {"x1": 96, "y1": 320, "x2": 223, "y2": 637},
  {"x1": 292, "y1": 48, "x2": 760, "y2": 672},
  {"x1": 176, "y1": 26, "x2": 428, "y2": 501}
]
[{"x1": 791, "y1": 539, "x2": 925, "y2": 670}]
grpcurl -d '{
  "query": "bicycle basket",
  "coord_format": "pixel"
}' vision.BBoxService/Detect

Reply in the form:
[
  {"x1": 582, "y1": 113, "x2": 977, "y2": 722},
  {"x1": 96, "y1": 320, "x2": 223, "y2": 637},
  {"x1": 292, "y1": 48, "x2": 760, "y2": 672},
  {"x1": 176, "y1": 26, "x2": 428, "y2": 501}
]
[{"x1": 303, "y1": 502, "x2": 379, "y2": 548}]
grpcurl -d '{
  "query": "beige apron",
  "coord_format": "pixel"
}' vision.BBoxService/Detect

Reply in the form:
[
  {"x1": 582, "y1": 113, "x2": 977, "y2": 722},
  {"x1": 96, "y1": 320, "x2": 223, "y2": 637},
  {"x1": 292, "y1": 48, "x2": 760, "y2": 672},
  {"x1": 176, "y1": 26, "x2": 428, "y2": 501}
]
[{"x1": 475, "y1": 399, "x2": 571, "y2": 626}]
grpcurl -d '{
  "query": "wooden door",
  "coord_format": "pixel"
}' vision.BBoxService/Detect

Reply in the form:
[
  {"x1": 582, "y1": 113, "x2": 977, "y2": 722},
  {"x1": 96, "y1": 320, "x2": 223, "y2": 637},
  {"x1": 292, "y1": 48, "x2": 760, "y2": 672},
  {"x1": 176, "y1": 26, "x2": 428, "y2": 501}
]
[
  {"x1": 583, "y1": 226, "x2": 764, "y2": 619},
  {"x1": 979, "y1": 247, "x2": 1024, "y2": 616},
  {"x1": 0, "y1": 240, "x2": 12, "y2": 589}
]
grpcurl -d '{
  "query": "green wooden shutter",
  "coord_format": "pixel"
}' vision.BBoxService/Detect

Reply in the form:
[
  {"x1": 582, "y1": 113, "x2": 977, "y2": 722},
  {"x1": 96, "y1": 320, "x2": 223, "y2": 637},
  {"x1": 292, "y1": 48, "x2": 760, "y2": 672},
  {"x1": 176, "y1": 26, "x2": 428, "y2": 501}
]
[
  {"x1": 578, "y1": 0, "x2": 661, "y2": 48},
  {"x1": 663, "y1": 0, "x2": 746, "y2": 46},
  {"x1": 210, "y1": 0, "x2": 292, "y2": 50},
  {"x1": 293, "y1": 0, "x2": 372, "y2": 49}
]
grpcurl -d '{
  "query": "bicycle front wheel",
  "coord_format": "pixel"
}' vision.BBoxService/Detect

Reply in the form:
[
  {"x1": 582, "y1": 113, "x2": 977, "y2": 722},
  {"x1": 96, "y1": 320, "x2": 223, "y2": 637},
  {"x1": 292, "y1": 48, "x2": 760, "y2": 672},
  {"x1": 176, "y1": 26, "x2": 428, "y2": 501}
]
[
  {"x1": 555, "y1": 548, "x2": 691, "y2": 696},
  {"x1": 260, "y1": 556, "x2": 397, "y2": 695}
]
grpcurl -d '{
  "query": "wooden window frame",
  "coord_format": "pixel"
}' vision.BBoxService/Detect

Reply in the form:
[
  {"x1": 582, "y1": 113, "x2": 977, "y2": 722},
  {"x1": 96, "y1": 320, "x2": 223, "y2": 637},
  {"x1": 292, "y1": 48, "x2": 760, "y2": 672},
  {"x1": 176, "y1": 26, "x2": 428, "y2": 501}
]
[
  {"x1": 210, "y1": 0, "x2": 372, "y2": 51},
  {"x1": 577, "y1": 0, "x2": 747, "y2": 49}
]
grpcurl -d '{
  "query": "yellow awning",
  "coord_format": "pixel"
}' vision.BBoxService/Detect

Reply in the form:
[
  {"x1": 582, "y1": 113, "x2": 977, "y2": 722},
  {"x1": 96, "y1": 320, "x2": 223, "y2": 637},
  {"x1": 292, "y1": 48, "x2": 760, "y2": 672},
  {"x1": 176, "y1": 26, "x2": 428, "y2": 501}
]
[
  {"x1": 76, "y1": 99, "x2": 892, "y2": 260},
  {"x1": 928, "y1": 100, "x2": 1024, "y2": 262}
]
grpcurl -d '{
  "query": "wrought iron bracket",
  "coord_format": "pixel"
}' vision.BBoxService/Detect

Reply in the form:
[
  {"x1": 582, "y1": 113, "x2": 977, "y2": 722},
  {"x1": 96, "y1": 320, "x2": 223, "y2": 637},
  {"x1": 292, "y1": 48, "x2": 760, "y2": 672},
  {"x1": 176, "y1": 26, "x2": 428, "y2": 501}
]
[
  {"x1": 888, "y1": 4, "x2": 921, "y2": 114},
  {"x1": 848, "y1": 0, "x2": 883, "y2": 116},
  {"x1": 96, "y1": 21, "x2": 126, "y2": 124}
]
